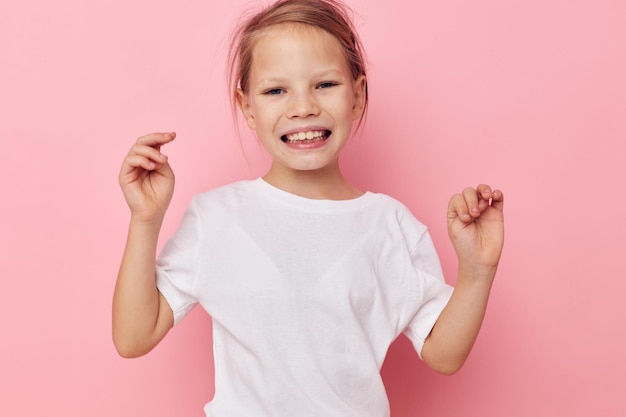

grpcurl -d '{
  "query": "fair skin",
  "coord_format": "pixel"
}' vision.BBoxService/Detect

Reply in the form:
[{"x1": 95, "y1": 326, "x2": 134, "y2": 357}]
[
  {"x1": 113, "y1": 131, "x2": 175, "y2": 357},
  {"x1": 422, "y1": 184, "x2": 504, "y2": 374},
  {"x1": 113, "y1": 24, "x2": 504, "y2": 376},
  {"x1": 236, "y1": 24, "x2": 366, "y2": 200}
]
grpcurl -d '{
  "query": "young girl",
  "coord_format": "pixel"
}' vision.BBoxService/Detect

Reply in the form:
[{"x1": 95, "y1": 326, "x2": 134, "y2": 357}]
[{"x1": 113, "y1": 0, "x2": 505, "y2": 415}]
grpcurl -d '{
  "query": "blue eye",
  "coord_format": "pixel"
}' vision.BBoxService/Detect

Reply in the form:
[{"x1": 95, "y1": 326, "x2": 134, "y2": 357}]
[
  {"x1": 265, "y1": 88, "x2": 284, "y2": 95},
  {"x1": 317, "y1": 82, "x2": 337, "y2": 89}
]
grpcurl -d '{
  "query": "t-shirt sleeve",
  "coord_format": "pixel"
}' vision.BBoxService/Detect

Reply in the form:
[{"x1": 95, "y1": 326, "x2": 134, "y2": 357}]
[
  {"x1": 156, "y1": 198, "x2": 203, "y2": 325},
  {"x1": 402, "y1": 229, "x2": 454, "y2": 358}
]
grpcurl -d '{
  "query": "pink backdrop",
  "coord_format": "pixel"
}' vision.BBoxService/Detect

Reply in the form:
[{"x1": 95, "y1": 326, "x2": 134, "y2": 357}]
[{"x1": 2, "y1": 0, "x2": 625, "y2": 415}]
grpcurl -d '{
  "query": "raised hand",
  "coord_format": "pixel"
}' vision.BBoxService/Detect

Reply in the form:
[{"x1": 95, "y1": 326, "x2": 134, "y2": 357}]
[
  {"x1": 119, "y1": 132, "x2": 176, "y2": 223},
  {"x1": 447, "y1": 184, "x2": 504, "y2": 271},
  {"x1": 422, "y1": 185, "x2": 505, "y2": 374}
]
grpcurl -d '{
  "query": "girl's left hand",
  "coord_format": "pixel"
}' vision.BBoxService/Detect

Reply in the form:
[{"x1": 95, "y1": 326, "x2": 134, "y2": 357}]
[{"x1": 447, "y1": 184, "x2": 504, "y2": 270}]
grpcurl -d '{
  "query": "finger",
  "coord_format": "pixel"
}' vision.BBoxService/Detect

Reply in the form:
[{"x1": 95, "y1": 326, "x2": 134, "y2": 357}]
[
  {"x1": 448, "y1": 193, "x2": 472, "y2": 223},
  {"x1": 476, "y1": 185, "x2": 490, "y2": 213},
  {"x1": 476, "y1": 184, "x2": 493, "y2": 201},
  {"x1": 121, "y1": 154, "x2": 160, "y2": 175},
  {"x1": 135, "y1": 132, "x2": 176, "y2": 151},
  {"x1": 490, "y1": 189, "x2": 504, "y2": 212},
  {"x1": 128, "y1": 143, "x2": 169, "y2": 164},
  {"x1": 462, "y1": 187, "x2": 481, "y2": 218}
]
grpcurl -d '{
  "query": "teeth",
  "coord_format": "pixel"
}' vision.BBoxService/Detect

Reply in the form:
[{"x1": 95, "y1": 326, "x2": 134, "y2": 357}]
[{"x1": 286, "y1": 130, "x2": 326, "y2": 142}]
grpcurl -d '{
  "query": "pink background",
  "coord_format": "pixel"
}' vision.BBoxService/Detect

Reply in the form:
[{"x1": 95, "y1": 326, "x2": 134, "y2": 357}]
[{"x1": 2, "y1": 0, "x2": 625, "y2": 415}]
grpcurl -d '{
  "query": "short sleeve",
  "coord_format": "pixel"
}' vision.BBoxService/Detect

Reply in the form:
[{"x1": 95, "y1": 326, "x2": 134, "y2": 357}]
[
  {"x1": 156, "y1": 198, "x2": 203, "y2": 325},
  {"x1": 403, "y1": 270, "x2": 453, "y2": 358},
  {"x1": 402, "y1": 229, "x2": 454, "y2": 358}
]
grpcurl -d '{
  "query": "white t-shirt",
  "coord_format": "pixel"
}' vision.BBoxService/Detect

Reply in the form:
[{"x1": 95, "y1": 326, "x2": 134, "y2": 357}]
[{"x1": 156, "y1": 178, "x2": 453, "y2": 417}]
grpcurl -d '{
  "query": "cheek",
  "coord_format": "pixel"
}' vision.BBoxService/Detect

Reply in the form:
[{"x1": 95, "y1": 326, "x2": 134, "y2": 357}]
[{"x1": 338, "y1": 94, "x2": 357, "y2": 120}]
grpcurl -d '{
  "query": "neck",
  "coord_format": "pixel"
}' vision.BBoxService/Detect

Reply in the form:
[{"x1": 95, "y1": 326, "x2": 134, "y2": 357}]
[{"x1": 262, "y1": 165, "x2": 363, "y2": 200}]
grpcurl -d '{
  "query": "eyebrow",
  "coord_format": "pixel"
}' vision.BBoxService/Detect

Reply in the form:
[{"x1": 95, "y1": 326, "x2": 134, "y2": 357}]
[
  {"x1": 311, "y1": 69, "x2": 344, "y2": 78},
  {"x1": 256, "y1": 69, "x2": 345, "y2": 86},
  {"x1": 256, "y1": 77, "x2": 288, "y2": 85}
]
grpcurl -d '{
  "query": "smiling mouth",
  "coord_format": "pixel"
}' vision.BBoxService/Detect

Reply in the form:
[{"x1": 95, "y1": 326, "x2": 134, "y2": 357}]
[{"x1": 280, "y1": 130, "x2": 331, "y2": 143}]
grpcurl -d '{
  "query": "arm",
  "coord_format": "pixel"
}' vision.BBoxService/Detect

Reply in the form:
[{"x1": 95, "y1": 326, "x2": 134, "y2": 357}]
[
  {"x1": 421, "y1": 184, "x2": 504, "y2": 375},
  {"x1": 112, "y1": 132, "x2": 176, "y2": 358}
]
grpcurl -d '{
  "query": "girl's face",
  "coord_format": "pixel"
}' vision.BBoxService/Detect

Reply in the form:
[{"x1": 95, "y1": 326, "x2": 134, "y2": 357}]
[{"x1": 237, "y1": 24, "x2": 366, "y2": 177}]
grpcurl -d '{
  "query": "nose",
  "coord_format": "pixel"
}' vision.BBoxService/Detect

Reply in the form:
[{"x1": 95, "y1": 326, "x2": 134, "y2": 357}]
[{"x1": 287, "y1": 91, "x2": 320, "y2": 118}]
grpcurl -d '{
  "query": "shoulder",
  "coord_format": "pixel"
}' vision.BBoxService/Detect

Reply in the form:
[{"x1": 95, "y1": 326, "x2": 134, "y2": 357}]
[
  {"x1": 190, "y1": 179, "x2": 259, "y2": 209},
  {"x1": 362, "y1": 192, "x2": 434, "y2": 256},
  {"x1": 368, "y1": 192, "x2": 427, "y2": 229}
]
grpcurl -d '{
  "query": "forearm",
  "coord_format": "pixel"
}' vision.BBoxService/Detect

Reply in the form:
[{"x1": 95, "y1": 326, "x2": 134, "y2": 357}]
[
  {"x1": 112, "y1": 218, "x2": 171, "y2": 357},
  {"x1": 421, "y1": 264, "x2": 496, "y2": 375}
]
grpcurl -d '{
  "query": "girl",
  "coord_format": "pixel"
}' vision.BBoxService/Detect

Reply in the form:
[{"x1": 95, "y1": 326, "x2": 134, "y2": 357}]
[{"x1": 113, "y1": 0, "x2": 504, "y2": 416}]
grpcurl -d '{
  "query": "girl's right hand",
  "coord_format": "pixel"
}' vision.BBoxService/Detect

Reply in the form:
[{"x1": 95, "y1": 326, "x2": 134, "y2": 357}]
[{"x1": 119, "y1": 132, "x2": 176, "y2": 223}]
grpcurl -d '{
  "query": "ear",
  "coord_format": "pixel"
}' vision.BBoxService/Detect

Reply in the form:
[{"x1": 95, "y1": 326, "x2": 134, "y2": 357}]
[
  {"x1": 236, "y1": 88, "x2": 256, "y2": 130},
  {"x1": 351, "y1": 75, "x2": 367, "y2": 120}
]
